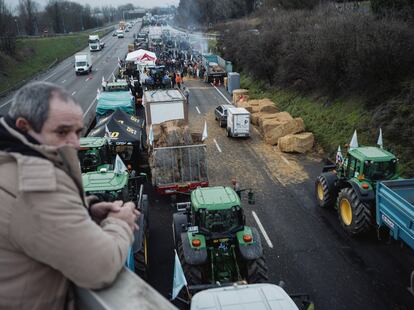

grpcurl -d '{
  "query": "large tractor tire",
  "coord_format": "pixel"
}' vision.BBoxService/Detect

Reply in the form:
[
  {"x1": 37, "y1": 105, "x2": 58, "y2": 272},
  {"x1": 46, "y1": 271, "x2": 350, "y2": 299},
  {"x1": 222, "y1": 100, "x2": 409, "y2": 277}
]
[
  {"x1": 315, "y1": 172, "x2": 337, "y2": 208},
  {"x1": 246, "y1": 256, "x2": 269, "y2": 283},
  {"x1": 177, "y1": 241, "x2": 204, "y2": 285},
  {"x1": 337, "y1": 187, "x2": 371, "y2": 235},
  {"x1": 134, "y1": 235, "x2": 149, "y2": 281}
]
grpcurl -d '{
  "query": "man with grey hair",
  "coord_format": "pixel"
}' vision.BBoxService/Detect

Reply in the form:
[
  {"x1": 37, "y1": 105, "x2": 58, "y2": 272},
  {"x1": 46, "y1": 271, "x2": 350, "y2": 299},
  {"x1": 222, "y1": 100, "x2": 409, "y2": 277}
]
[{"x1": 0, "y1": 81, "x2": 139, "y2": 309}]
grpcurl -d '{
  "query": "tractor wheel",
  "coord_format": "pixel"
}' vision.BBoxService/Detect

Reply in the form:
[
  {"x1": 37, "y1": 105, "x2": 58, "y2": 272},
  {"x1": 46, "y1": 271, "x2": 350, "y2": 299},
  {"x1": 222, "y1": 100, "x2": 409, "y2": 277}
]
[
  {"x1": 246, "y1": 256, "x2": 268, "y2": 283},
  {"x1": 134, "y1": 235, "x2": 149, "y2": 281},
  {"x1": 315, "y1": 173, "x2": 337, "y2": 208},
  {"x1": 177, "y1": 241, "x2": 203, "y2": 285},
  {"x1": 337, "y1": 187, "x2": 371, "y2": 235}
]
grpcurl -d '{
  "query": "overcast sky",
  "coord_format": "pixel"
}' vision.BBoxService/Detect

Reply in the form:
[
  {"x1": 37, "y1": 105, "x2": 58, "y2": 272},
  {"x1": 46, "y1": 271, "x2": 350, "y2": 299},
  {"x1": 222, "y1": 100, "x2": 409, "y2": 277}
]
[{"x1": 5, "y1": 0, "x2": 179, "y2": 11}]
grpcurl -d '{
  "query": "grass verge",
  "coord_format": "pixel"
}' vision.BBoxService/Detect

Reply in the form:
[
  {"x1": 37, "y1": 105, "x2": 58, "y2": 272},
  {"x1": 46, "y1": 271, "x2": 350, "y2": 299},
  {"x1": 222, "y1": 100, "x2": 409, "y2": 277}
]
[{"x1": 0, "y1": 30, "x2": 109, "y2": 94}]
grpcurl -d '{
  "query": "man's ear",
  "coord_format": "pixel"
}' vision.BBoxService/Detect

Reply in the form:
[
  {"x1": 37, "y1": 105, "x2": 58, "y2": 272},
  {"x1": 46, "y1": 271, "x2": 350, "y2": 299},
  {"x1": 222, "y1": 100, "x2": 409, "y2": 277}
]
[{"x1": 15, "y1": 117, "x2": 31, "y2": 132}]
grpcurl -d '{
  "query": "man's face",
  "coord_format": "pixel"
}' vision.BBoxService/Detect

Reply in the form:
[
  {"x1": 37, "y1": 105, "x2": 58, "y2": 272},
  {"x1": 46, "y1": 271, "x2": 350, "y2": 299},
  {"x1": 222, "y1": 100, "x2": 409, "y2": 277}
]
[{"x1": 28, "y1": 96, "x2": 84, "y2": 149}]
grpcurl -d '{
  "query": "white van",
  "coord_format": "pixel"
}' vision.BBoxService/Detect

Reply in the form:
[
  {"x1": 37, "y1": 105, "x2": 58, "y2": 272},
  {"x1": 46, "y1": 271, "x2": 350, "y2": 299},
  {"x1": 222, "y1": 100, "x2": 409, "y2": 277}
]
[
  {"x1": 226, "y1": 107, "x2": 250, "y2": 138},
  {"x1": 117, "y1": 30, "x2": 125, "y2": 38},
  {"x1": 74, "y1": 52, "x2": 92, "y2": 75}
]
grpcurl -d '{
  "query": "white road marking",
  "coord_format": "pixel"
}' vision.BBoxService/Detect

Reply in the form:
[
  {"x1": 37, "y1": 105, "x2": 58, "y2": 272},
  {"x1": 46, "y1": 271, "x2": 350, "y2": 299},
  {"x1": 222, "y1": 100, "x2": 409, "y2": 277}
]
[
  {"x1": 71, "y1": 91, "x2": 76, "y2": 96},
  {"x1": 61, "y1": 80, "x2": 66, "y2": 83},
  {"x1": 213, "y1": 138, "x2": 222, "y2": 153},
  {"x1": 195, "y1": 106, "x2": 201, "y2": 114},
  {"x1": 83, "y1": 97, "x2": 97, "y2": 117},
  {"x1": 211, "y1": 83, "x2": 232, "y2": 105},
  {"x1": 281, "y1": 155, "x2": 290, "y2": 166},
  {"x1": 252, "y1": 211, "x2": 274, "y2": 249}
]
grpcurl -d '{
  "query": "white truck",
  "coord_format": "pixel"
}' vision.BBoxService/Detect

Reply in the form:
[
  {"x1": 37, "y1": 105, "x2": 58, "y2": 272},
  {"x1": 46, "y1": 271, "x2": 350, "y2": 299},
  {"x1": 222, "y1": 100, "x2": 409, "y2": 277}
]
[
  {"x1": 226, "y1": 107, "x2": 250, "y2": 138},
  {"x1": 74, "y1": 52, "x2": 92, "y2": 75},
  {"x1": 88, "y1": 35, "x2": 105, "y2": 51}
]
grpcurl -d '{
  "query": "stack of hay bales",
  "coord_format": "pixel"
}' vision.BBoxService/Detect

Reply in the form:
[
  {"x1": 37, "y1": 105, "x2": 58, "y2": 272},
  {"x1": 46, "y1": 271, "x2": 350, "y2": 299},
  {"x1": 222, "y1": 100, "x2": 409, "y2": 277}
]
[{"x1": 235, "y1": 98, "x2": 315, "y2": 153}]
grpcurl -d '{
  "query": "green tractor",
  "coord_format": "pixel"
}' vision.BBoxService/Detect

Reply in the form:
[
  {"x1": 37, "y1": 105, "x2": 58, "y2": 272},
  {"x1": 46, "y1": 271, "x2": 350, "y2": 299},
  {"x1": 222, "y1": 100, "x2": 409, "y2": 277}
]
[
  {"x1": 79, "y1": 137, "x2": 113, "y2": 173},
  {"x1": 172, "y1": 186, "x2": 268, "y2": 289},
  {"x1": 315, "y1": 145, "x2": 399, "y2": 235},
  {"x1": 82, "y1": 169, "x2": 149, "y2": 279}
]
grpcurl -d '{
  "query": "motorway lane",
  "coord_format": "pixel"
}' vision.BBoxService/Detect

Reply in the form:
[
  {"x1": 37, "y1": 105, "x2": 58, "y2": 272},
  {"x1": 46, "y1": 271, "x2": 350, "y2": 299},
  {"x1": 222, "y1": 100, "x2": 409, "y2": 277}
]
[
  {"x1": 0, "y1": 22, "x2": 142, "y2": 130},
  {"x1": 148, "y1": 78, "x2": 414, "y2": 310}
]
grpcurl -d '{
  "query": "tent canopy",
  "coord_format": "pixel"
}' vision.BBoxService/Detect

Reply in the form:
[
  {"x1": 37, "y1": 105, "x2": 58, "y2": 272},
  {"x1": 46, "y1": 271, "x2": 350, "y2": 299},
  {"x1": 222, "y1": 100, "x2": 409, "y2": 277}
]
[
  {"x1": 89, "y1": 110, "x2": 144, "y2": 145},
  {"x1": 126, "y1": 49, "x2": 157, "y2": 63},
  {"x1": 96, "y1": 91, "x2": 135, "y2": 116}
]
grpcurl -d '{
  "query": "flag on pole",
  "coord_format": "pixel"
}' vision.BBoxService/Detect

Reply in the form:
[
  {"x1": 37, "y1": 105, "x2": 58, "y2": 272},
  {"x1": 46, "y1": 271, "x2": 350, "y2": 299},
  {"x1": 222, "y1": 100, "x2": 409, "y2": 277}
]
[
  {"x1": 171, "y1": 250, "x2": 187, "y2": 300},
  {"x1": 377, "y1": 128, "x2": 383, "y2": 149},
  {"x1": 114, "y1": 154, "x2": 127, "y2": 175},
  {"x1": 349, "y1": 130, "x2": 359, "y2": 150},
  {"x1": 148, "y1": 124, "x2": 154, "y2": 146},
  {"x1": 202, "y1": 121, "x2": 208, "y2": 141},
  {"x1": 336, "y1": 145, "x2": 343, "y2": 164}
]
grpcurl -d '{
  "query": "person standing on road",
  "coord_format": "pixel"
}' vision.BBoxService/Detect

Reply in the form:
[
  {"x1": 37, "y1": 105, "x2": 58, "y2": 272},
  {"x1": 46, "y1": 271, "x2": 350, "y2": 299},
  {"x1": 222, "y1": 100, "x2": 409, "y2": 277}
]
[
  {"x1": 183, "y1": 86, "x2": 190, "y2": 104},
  {"x1": 176, "y1": 73, "x2": 182, "y2": 89},
  {"x1": 0, "y1": 81, "x2": 139, "y2": 310}
]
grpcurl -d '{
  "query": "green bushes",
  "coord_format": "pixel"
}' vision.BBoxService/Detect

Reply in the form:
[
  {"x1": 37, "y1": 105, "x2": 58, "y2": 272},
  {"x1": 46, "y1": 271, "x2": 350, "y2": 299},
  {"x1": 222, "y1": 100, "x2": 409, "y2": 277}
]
[
  {"x1": 220, "y1": 7, "x2": 414, "y2": 99},
  {"x1": 220, "y1": 6, "x2": 414, "y2": 176}
]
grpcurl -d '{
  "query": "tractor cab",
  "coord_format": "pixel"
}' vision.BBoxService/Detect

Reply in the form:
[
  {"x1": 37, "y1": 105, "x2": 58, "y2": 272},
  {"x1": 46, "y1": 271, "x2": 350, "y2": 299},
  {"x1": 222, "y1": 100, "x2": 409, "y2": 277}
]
[
  {"x1": 79, "y1": 137, "x2": 112, "y2": 173},
  {"x1": 339, "y1": 146, "x2": 398, "y2": 186}
]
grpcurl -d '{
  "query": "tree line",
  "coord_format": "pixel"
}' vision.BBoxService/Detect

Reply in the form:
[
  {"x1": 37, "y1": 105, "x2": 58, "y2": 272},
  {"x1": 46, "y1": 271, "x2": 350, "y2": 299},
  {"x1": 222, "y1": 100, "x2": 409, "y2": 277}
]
[{"x1": 0, "y1": 0, "x2": 138, "y2": 37}]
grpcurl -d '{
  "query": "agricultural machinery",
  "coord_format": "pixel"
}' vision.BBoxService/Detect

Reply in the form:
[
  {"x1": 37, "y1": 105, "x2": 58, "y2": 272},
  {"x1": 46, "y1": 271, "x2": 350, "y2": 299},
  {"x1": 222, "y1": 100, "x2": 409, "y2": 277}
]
[{"x1": 172, "y1": 186, "x2": 268, "y2": 290}]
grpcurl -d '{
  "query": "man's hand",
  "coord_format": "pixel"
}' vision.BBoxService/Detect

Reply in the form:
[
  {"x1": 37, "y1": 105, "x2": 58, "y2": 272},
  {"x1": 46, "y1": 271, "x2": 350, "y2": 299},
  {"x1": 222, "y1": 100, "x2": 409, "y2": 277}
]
[
  {"x1": 108, "y1": 201, "x2": 140, "y2": 232},
  {"x1": 89, "y1": 199, "x2": 123, "y2": 224}
]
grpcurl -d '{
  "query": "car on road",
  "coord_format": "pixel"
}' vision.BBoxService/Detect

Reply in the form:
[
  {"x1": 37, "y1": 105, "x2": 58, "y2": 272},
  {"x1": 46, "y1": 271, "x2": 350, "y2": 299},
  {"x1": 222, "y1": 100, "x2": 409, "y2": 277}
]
[
  {"x1": 214, "y1": 104, "x2": 233, "y2": 127},
  {"x1": 112, "y1": 31, "x2": 117, "y2": 36}
]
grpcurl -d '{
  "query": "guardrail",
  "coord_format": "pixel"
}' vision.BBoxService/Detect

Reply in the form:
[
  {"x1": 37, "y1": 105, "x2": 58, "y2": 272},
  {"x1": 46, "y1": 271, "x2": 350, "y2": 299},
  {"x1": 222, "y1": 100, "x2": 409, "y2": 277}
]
[{"x1": 75, "y1": 268, "x2": 177, "y2": 310}]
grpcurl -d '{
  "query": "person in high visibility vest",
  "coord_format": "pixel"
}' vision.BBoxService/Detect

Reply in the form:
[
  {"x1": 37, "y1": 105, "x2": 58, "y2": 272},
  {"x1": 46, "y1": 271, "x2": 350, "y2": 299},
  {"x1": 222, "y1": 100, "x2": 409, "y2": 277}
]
[{"x1": 176, "y1": 73, "x2": 182, "y2": 89}]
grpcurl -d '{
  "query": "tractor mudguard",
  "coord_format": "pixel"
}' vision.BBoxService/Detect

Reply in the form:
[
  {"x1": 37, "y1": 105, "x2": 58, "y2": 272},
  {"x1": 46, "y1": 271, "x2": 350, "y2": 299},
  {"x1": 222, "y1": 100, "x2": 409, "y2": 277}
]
[
  {"x1": 348, "y1": 181, "x2": 375, "y2": 203},
  {"x1": 321, "y1": 171, "x2": 338, "y2": 194},
  {"x1": 132, "y1": 213, "x2": 146, "y2": 254},
  {"x1": 180, "y1": 232, "x2": 208, "y2": 265},
  {"x1": 237, "y1": 227, "x2": 263, "y2": 260},
  {"x1": 322, "y1": 164, "x2": 337, "y2": 173}
]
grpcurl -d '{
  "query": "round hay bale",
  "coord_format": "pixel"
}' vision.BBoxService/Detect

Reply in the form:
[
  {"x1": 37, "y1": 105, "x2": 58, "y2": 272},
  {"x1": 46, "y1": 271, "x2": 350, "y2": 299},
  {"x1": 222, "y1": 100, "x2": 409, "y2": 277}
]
[{"x1": 278, "y1": 132, "x2": 314, "y2": 153}]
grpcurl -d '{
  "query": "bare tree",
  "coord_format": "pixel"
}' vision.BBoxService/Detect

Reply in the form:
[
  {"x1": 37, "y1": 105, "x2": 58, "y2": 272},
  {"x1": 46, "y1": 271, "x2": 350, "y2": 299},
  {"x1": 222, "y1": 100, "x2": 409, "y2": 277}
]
[{"x1": 18, "y1": 0, "x2": 39, "y2": 35}]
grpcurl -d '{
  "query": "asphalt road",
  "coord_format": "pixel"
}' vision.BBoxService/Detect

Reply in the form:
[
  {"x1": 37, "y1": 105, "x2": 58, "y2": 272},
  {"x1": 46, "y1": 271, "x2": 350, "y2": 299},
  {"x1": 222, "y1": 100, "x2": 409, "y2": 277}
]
[
  {"x1": 148, "y1": 78, "x2": 414, "y2": 310},
  {"x1": 1, "y1": 22, "x2": 413, "y2": 310},
  {"x1": 0, "y1": 22, "x2": 142, "y2": 130}
]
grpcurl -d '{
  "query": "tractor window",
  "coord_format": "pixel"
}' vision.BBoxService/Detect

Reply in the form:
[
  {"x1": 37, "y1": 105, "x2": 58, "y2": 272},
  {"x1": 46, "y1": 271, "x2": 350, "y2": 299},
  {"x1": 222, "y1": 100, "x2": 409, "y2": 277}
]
[
  {"x1": 346, "y1": 156, "x2": 358, "y2": 178},
  {"x1": 78, "y1": 149, "x2": 101, "y2": 172},
  {"x1": 201, "y1": 208, "x2": 243, "y2": 233},
  {"x1": 364, "y1": 160, "x2": 396, "y2": 181}
]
